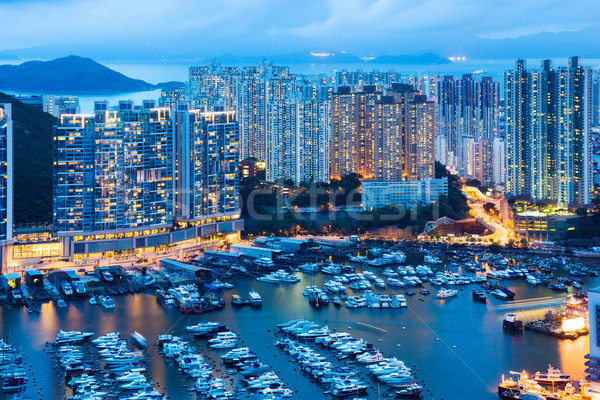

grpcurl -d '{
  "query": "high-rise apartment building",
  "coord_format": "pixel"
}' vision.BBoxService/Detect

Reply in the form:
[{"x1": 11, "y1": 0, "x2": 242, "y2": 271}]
[
  {"x1": 505, "y1": 57, "x2": 592, "y2": 206},
  {"x1": 405, "y1": 96, "x2": 436, "y2": 181},
  {"x1": 0, "y1": 104, "x2": 13, "y2": 245},
  {"x1": 54, "y1": 101, "x2": 242, "y2": 262},
  {"x1": 436, "y1": 74, "x2": 500, "y2": 185},
  {"x1": 330, "y1": 83, "x2": 435, "y2": 182},
  {"x1": 0, "y1": 104, "x2": 13, "y2": 269},
  {"x1": 330, "y1": 86, "x2": 383, "y2": 179}
]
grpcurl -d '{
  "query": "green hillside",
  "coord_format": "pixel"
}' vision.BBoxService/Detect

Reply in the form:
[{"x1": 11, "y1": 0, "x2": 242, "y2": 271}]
[{"x1": 0, "y1": 91, "x2": 54, "y2": 224}]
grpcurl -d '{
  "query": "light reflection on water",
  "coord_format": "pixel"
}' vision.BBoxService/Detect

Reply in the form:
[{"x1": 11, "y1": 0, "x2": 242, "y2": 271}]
[{"x1": 0, "y1": 253, "x2": 598, "y2": 399}]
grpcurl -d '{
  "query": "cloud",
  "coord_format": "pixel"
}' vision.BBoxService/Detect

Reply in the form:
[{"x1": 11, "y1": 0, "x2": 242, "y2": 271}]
[{"x1": 0, "y1": 0, "x2": 598, "y2": 57}]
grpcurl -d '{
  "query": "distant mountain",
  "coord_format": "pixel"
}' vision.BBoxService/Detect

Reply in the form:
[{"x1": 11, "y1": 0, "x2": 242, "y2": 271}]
[
  {"x1": 0, "y1": 56, "x2": 156, "y2": 93},
  {"x1": 456, "y1": 25, "x2": 600, "y2": 59},
  {"x1": 0, "y1": 91, "x2": 54, "y2": 224},
  {"x1": 0, "y1": 51, "x2": 19, "y2": 61},
  {"x1": 369, "y1": 52, "x2": 452, "y2": 65}
]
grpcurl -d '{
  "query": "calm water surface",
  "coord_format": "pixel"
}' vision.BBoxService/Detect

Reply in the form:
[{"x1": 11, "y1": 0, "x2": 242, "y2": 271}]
[{"x1": 0, "y1": 251, "x2": 596, "y2": 399}]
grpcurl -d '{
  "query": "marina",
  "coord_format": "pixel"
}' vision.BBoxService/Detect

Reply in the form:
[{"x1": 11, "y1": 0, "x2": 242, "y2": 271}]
[{"x1": 0, "y1": 243, "x2": 599, "y2": 399}]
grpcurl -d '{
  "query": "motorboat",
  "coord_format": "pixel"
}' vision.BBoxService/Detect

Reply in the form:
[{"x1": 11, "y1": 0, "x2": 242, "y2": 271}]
[
  {"x1": 256, "y1": 274, "x2": 280, "y2": 284},
  {"x1": 72, "y1": 281, "x2": 86, "y2": 294},
  {"x1": 491, "y1": 289, "x2": 509, "y2": 300},
  {"x1": 119, "y1": 378, "x2": 149, "y2": 390},
  {"x1": 209, "y1": 339, "x2": 238, "y2": 349},
  {"x1": 395, "y1": 383, "x2": 424, "y2": 397},
  {"x1": 321, "y1": 265, "x2": 341, "y2": 275},
  {"x1": 116, "y1": 371, "x2": 146, "y2": 382},
  {"x1": 208, "y1": 332, "x2": 238, "y2": 343},
  {"x1": 436, "y1": 289, "x2": 457, "y2": 299},
  {"x1": 472, "y1": 289, "x2": 487, "y2": 303},
  {"x1": 330, "y1": 382, "x2": 367, "y2": 396},
  {"x1": 297, "y1": 263, "x2": 320, "y2": 273},
  {"x1": 53, "y1": 330, "x2": 94, "y2": 345},
  {"x1": 186, "y1": 321, "x2": 221, "y2": 335},
  {"x1": 99, "y1": 295, "x2": 115, "y2": 309},
  {"x1": 297, "y1": 326, "x2": 331, "y2": 339}
]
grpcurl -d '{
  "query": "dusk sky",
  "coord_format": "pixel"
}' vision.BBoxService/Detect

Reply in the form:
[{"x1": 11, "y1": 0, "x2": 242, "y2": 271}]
[{"x1": 1, "y1": 0, "x2": 599, "y2": 59}]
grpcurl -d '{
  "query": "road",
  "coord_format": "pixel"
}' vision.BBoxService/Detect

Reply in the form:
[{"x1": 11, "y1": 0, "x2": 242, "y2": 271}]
[{"x1": 461, "y1": 186, "x2": 513, "y2": 245}]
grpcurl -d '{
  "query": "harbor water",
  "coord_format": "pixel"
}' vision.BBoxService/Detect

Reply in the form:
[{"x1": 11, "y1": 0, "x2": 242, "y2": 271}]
[{"x1": 0, "y1": 251, "x2": 596, "y2": 399}]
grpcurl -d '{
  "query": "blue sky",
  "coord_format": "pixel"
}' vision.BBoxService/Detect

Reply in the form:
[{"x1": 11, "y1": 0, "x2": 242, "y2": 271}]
[{"x1": 1, "y1": 0, "x2": 599, "y2": 58}]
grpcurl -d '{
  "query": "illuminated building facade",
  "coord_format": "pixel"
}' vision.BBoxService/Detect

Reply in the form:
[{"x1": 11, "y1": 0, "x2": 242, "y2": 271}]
[
  {"x1": 0, "y1": 104, "x2": 13, "y2": 267},
  {"x1": 585, "y1": 287, "x2": 600, "y2": 396},
  {"x1": 505, "y1": 57, "x2": 592, "y2": 206},
  {"x1": 436, "y1": 74, "x2": 500, "y2": 185},
  {"x1": 330, "y1": 86, "x2": 383, "y2": 179},
  {"x1": 54, "y1": 101, "x2": 242, "y2": 263},
  {"x1": 362, "y1": 178, "x2": 448, "y2": 209},
  {"x1": 265, "y1": 98, "x2": 298, "y2": 183},
  {"x1": 265, "y1": 95, "x2": 330, "y2": 185},
  {"x1": 405, "y1": 96, "x2": 436, "y2": 181}
]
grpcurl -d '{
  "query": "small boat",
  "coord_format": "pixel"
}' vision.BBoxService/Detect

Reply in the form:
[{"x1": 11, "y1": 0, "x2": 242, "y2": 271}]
[
  {"x1": 142, "y1": 276, "x2": 156, "y2": 286},
  {"x1": 103, "y1": 272, "x2": 114, "y2": 282},
  {"x1": 502, "y1": 313, "x2": 523, "y2": 331},
  {"x1": 231, "y1": 294, "x2": 249, "y2": 306},
  {"x1": 248, "y1": 290, "x2": 262, "y2": 307},
  {"x1": 129, "y1": 332, "x2": 147, "y2": 348},
  {"x1": 88, "y1": 295, "x2": 98, "y2": 305},
  {"x1": 491, "y1": 290, "x2": 508, "y2": 300},
  {"x1": 53, "y1": 330, "x2": 94, "y2": 345},
  {"x1": 56, "y1": 298, "x2": 68, "y2": 308},
  {"x1": 472, "y1": 289, "x2": 487, "y2": 303},
  {"x1": 436, "y1": 289, "x2": 457, "y2": 299},
  {"x1": 395, "y1": 383, "x2": 423, "y2": 397},
  {"x1": 99, "y1": 295, "x2": 115, "y2": 309}
]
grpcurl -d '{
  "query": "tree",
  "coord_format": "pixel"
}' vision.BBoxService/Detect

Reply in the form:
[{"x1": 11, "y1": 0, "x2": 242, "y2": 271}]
[
  {"x1": 519, "y1": 238, "x2": 529, "y2": 249},
  {"x1": 483, "y1": 202, "x2": 497, "y2": 215}
]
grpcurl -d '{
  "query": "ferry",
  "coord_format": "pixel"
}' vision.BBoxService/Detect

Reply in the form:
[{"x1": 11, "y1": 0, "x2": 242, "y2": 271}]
[{"x1": 248, "y1": 290, "x2": 262, "y2": 307}]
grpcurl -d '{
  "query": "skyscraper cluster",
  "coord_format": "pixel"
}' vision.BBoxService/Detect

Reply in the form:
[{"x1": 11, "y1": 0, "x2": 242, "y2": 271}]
[
  {"x1": 53, "y1": 100, "x2": 242, "y2": 261},
  {"x1": 330, "y1": 83, "x2": 435, "y2": 182},
  {"x1": 187, "y1": 62, "x2": 331, "y2": 184},
  {"x1": 505, "y1": 57, "x2": 592, "y2": 206},
  {"x1": 436, "y1": 74, "x2": 501, "y2": 187}
]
